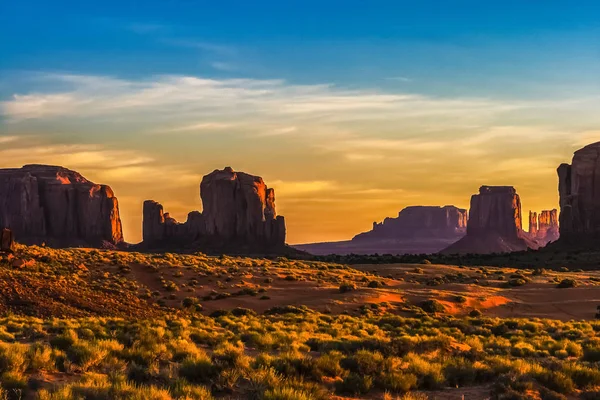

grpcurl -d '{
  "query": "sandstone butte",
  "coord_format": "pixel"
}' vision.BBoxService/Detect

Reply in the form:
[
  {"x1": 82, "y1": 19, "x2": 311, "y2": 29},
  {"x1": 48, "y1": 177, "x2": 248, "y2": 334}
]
[
  {"x1": 0, "y1": 165, "x2": 123, "y2": 248},
  {"x1": 441, "y1": 186, "x2": 539, "y2": 254},
  {"x1": 142, "y1": 167, "x2": 286, "y2": 252},
  {"x1": 557, "y1": 141, "x2": 600, "y2": 247}
]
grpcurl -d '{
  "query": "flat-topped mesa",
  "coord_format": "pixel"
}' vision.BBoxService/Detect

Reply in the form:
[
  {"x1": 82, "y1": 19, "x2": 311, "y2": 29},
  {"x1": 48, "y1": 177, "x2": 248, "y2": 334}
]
[
  {"x1": 353, "y1": 205, "x2": 468, "y2": 241},
  {"x1": 0, "y1": 165, "x2": 123, "y2": 248},
  {"x1": 557, "y1": 142, "x2": 600, "y2": 246},
  {"x1": 441, "y1": 185, "x2": 538, "y2": 254},
  {"x1": 142, "y1": 167, "x2": 286, "y2": 252}
]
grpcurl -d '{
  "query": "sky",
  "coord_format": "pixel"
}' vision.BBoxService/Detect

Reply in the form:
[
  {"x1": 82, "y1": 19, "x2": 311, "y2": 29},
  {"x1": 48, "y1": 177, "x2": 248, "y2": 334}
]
[{"x1": 1, "y1": 1, "x2": 600, "y2": 244}]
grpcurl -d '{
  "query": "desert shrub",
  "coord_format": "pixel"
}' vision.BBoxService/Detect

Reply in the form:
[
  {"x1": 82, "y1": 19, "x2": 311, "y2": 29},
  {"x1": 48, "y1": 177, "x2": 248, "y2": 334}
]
[
  {"x1": 557, "y1": 279, "x2": 578, "y2": 288},
  {"x1": 379, "y1": 371, "x2": 418, "y2": 393},
  {"x1": 315, "y1": 351, "x2": 343, "y2": 377},
  {"x1": 508, "y1": 278, "x2": 527, "y2": 287},
  {"x1": 336, "y1": 373, "x2": 373, "y2": 395},
  {"x1": 419, "y1": 300, "x2": 445, "y2": 314},
  {"x1": 534, "y1": 370, "x2": 575, "y2": 394},
  {"x1": 340, "y1": 350, "x2": 384, "y2": 376},
  {"x1": 368, "y1": 280, "x2": 383, "y2": 288},
  {"x1": 179, "y1": 356, "x2": 218, "y2": 384},
  {"x1": 263, "y1": 386, "x2": 314, "y2": 400},
  {"x1": 339, "y1": 283, "x2": 356, "y2": 293}
]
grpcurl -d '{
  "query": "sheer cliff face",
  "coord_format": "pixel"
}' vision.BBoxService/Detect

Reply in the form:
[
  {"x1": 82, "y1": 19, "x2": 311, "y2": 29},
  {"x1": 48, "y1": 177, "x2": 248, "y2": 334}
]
[
  {"x1": 466, "y1": 186, "x2": 522, "y2": 237},
  {"x1": 0, "y1": 165, "x2": 123, "y2": 247},
  {"x1": 353, "y1": 205, "x2": 467, "y2": 241},
  {"x1": 558, "y1": 142, "x2": 600, "y2": 243},
  {"x1": 142, "y1": 167, "x2": 285, "y2": 251},
  {"x1": 441, "y1": 186, "x2": 538, "y2": 254}
]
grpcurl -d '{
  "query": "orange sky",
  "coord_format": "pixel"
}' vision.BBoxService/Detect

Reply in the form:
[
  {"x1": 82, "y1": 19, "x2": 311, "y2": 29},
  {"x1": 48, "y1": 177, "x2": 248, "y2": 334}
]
[{"x1": 1, "y1": 74, "x2": 599, "y2": 244}]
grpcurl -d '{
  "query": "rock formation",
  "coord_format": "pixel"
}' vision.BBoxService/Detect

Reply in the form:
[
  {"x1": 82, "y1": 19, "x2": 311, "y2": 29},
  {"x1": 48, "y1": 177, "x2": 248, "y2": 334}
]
[
  {"x1": 294, "y1": 205, "x2": 468, "y2": 256},
  {"x1": 441, "y1": 186, "x2": 538, "y2": 254},
  {"x1": 557, "y1": 142, "x2": 600, "y2": 246},
  {"x1": 529, "y1": 211, "x2": 538, "y2": 237},
  {"x1": 0, "y1": 229, "x2": 14, "y2": 253},
  {"x1": 142, "y1": 167, "x2": 286, "y2": 252},
  {"x1": 353, "y1": 206, "x2": 468, "y2": 241},
  {"x1": 528, "y1": 209, "x2": 559, "y2": 246},
  {"x1": 0, "y1": 165, "x2": 123, "y2": 248}
]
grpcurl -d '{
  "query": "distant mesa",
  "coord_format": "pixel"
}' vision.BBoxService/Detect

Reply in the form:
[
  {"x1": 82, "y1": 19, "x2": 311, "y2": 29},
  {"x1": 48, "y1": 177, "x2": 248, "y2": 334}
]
[
  {"x1": 527, "y1": 209, "x2": 559, "y2": 246},
  {"x1": 141, "y1": 167, "x2": 287, "y2": 253},
  {"x1": 441, "y1": 186, "x2": 539, "y2": 254},
  {"x1": 555, "y1": 141, "x2": 600, "y2": 247},
  {"x1": 354, "y1": 205, "x2": 468, "y2": 241},
  {"x1": 294, "y1": 205, "x2": 468, "y2": 255},
  {"x1": 0, "y1": 165, "x2": 123, "y2": 248}
]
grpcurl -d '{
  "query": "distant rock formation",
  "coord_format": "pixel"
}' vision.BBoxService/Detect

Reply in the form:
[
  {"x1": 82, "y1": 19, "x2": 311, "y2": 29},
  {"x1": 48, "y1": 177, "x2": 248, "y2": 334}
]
[
  {"x1": 142, "y1": 167, "x2": 286, "y2": 253},
  {"x1": 354, "y1": 206, "x2": 468, "y2": 241},
  {"x1": 294, "y1": 205, "x2": 468, "y2": 256},
  {"x1": 0, "y1": 165, "x2": 123, "y2": 248},
  {"x1": 0, "y1": 229, "x2": 14, "y2": 253},
  {"x1": 441, "y1": 186, "x2": 538, "y2": 254},
  {"x1": 528, "y1": 209, "x2": 559, "y2": 246},
  {"x1": 557, "y1": 142, "x2": 600, "y2": 246},
  {"x1": 529, "y1": 211, "x2": 538, "y2": 237}
]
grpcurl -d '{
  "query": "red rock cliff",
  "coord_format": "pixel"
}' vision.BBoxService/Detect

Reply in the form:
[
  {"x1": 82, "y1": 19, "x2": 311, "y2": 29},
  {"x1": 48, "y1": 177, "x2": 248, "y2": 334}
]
[
  {"x1": 142, "y1": 167, "x2": 285, "y2": 251},
  {"x1": 557, "y1": 142, "x2": 600, "y2": 245},
  {"x1": 0, "y1": 165, "x2": 123, "y2": 247}
]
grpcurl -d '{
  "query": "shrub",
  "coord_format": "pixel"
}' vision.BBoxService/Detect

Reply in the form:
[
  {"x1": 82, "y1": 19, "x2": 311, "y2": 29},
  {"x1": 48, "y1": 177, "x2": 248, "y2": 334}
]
[
  {"x1": 336, "y1": 373, "x2": 373, "y2": 395},
  {"x1": 339, "y1": 283, "x2": 356, "y2": 293},
  {"x1": 179, "y1": 356, "x2": 218, "y2": 384},
  {"x1": 379, "y1": 371, "x2": 418, "y2": 393},
  {"x1": 419, "y1": 300, "x2": 445, "y2": 314},
  {"x1": 557, "y1": 279, "x2": 578, "y2": 288}
]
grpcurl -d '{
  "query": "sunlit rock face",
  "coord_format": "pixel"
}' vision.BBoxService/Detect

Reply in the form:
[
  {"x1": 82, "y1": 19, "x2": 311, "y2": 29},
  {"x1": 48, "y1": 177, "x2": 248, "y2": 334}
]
[
  {"x1": 557, "y1": 142, "x2": 600, "y2": 246},
  {"x1": 441, "y1": 186, "x2": 538, "y2": 254},
  {"x1": 0, "y1": 165, "x2": 123, "y2": 248},
  {"x1": 142, "y1": 167, "x2": 286, "y2": 252},
  {"x1": 537, "y1": 210, "x2": 560, "y2": 245},
  {"x1": 529, "y1": 211, "x2": 538, "y2": 237}
]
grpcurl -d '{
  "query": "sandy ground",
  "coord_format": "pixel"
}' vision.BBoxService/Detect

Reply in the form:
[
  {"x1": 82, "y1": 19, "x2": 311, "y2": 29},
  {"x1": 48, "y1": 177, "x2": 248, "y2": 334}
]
[{"x1": 118, "y1": 260, "x2": 600, "y2": 321}]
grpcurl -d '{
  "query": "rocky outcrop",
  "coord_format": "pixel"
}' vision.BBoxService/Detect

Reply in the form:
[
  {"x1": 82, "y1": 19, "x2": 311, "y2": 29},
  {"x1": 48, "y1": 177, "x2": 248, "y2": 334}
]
[
  {"x1": 529, "y1": 211, "x2": 538, "y2": 237},
  {"x1": 527, "y1": 209, "x2": 560, "y2": 246},
  {"x1": 0, "y1": 229, "x2": 14, "y2": 253},
  {"x1": 441, "y1": 186, "x2": 538, "y2": 254},
  {"x1": 0, "y1": 165, "x2": 123, "y2": 248},
  {"x1": 557, "y1": 142, "x2": 600, "y2": 246},
  {"x1": 537, "y1": 210, "x2": 559, "y2": 245},
  {"x1": 353, "y1": 206, "x2": 468, "y2": 241},
  {"x1": 142, "y1": 167, "x2": 286, "y2": 252}
]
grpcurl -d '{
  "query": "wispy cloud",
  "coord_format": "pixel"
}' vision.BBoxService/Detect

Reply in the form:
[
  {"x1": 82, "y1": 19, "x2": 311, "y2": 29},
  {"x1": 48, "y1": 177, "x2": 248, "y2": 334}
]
[{"x1": 0, "y1": 72, "x2": 527, "y2": 128}]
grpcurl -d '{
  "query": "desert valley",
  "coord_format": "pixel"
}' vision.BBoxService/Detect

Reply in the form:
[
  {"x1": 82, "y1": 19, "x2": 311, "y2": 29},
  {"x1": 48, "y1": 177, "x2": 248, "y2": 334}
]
[
  {"x1": 0, "y1": 142, "x2": 598, "y2": 399},
  {"x1": 3, "y1": 2, "x2": 600, "y2": 399}
]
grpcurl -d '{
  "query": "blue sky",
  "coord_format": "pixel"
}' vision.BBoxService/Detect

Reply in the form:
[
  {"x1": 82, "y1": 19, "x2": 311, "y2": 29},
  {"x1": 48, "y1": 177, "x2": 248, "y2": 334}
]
[{"x1": 1, "y1": 1, "x2": 600, "y2": 243}]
